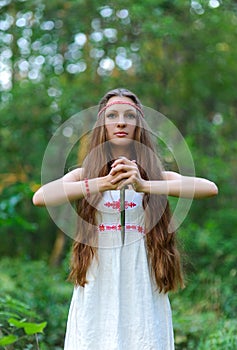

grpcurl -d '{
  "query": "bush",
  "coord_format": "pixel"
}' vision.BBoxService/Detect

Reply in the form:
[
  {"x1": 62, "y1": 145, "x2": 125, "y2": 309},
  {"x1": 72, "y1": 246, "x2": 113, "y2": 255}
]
[
  {"x1": 0, "y1": 258, "x2": 72, "y2": 349},
  {"x1": 198, "y1": 319, "x2": 237, "y2": 350},
  {"x1": 0, "y1": 295, "x2": 47, "y2": 349}
]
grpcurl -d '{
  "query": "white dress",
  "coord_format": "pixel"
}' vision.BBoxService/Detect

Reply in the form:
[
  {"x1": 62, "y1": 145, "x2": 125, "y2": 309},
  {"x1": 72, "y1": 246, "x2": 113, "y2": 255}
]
[{"x1": 64, "y1": 190, "x2": 174, "y2": 350}]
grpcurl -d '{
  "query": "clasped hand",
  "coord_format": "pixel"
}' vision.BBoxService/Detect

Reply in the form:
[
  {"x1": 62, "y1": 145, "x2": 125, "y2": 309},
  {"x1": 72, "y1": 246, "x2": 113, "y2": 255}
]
[{"x1": 106, "y1": 157, "x2": 144, "y2": 191}]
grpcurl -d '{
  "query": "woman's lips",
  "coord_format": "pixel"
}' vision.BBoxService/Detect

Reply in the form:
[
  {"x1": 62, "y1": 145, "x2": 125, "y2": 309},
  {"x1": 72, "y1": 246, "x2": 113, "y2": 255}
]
[{"x1": 114, "y1": 132, "x2": 128, "y2": 137}]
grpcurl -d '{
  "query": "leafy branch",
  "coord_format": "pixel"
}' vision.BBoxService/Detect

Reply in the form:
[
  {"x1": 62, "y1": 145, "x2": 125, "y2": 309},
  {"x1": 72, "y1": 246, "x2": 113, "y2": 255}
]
[{"x1": 0, "y1": 295, "x2": 47, "y2": 349}]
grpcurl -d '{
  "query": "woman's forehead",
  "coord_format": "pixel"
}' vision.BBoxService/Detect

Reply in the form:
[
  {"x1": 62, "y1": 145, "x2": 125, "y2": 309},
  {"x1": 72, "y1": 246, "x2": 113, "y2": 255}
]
[{"x1": 105, "y1": 103, "x2": 137, "y2": 113}]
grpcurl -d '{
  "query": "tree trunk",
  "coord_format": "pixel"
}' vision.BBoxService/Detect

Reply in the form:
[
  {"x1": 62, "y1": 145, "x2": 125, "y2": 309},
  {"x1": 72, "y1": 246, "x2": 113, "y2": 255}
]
[{"x1": 49, "y1": 229, "x2": 66, "y2": 266}]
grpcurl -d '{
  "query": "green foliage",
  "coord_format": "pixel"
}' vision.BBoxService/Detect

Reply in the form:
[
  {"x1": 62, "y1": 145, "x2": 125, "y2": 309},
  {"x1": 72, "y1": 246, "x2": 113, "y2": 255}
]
[
  {"x1": 0, "y1": 183, "x2": 37, "y2": 231},
  {"x1": 0, "y1": 182, "x2": 55, "y2": 259},
  {"x1": 0, "y1": 258, "x2": 72, "y2": 349},
  {"x1": 197, "y1": 319, "x2": 237, "y2": 350},
  {"x1": 0, "y1": 295, "x2": 47, "y2": 349}
]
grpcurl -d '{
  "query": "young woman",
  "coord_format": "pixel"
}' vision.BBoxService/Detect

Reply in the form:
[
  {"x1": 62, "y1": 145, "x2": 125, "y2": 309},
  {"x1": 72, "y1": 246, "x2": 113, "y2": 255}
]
[{"x1": 33, "y1": 88, "x2": 218, "y2": 350}]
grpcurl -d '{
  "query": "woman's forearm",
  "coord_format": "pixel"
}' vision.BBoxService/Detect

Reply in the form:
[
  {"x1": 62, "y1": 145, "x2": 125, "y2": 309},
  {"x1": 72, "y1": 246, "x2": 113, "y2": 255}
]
[
  {"x1": 32, "y1": 177, "x2": 104, "y2": 207},
  {"x1": 141, "y1": 177, "x2": 218, "y2": 199}
]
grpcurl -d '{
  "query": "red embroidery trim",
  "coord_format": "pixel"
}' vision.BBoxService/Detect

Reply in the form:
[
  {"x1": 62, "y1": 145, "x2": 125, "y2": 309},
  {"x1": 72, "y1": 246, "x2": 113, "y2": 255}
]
[
  {"x1": 84, "y1": 178, "x2": 90, "y2": 197},
  {"x1": 98, "y1": 224, "x2": 145, "y2": 234},
  {"x1": 104, "y1": 199, "x2": 136, "y2": 211},
  {"x1": 98, "y1": 100, "x2": 144, "y2": 118}
]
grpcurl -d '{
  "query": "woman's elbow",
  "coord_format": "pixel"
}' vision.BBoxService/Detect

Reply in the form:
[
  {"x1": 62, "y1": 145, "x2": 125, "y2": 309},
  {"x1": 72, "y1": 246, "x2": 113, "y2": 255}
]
[
  {"x1": 209, "y1": 181, "x2": 219, "y2": 197},
  {"x1": 32, "y1": 191, "x2": 45, "y2": 207}
]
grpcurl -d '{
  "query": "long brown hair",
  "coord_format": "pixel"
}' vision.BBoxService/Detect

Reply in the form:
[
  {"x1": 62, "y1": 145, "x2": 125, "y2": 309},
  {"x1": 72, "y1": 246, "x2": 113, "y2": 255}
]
[{"x1": 68, "y1": 88, "x2": 184, "y2": 292}]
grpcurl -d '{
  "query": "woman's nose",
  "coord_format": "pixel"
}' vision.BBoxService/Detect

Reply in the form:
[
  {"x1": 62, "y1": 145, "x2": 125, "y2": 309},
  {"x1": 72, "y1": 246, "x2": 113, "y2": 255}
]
[{"x1": 117, "y1": 115, "x2": 126, "y2": 126}]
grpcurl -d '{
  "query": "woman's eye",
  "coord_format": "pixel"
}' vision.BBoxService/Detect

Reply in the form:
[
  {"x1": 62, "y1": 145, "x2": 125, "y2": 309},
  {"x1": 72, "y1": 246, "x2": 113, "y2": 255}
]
[
  {"x1": 126, "y1": 113, "x2": 136, "y2": 119},
  {"x1": 106, "y1": 113, "x2": 116, "y2": 119}
]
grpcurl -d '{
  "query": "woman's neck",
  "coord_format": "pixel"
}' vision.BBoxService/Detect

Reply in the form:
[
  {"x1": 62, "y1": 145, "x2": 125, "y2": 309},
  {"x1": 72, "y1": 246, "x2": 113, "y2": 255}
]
[
  {"x1": 111, "y1": 148, "x2": 132, "y2": 160},
  {"x1": 108, "y1": 142, "x2": 136, "y2": 161}
]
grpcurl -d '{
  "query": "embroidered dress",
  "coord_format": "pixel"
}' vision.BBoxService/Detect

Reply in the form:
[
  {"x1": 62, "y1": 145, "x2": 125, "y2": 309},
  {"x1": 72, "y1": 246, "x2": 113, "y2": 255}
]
[{"x1": 64, "y1": 190, "x2": 174, "y2": 350}]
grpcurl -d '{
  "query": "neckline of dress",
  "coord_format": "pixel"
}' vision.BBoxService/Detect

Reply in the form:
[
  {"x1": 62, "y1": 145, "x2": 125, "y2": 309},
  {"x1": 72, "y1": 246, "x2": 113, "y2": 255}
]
[{"x1": 106, "y1": 189, "x2": 143, "y2": 202}]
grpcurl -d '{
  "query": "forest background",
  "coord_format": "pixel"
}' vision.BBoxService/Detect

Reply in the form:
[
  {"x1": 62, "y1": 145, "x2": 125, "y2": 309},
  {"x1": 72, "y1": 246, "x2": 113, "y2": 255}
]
[{"x1": 0, "y1": 0, "x2": 237, "y2": 349}]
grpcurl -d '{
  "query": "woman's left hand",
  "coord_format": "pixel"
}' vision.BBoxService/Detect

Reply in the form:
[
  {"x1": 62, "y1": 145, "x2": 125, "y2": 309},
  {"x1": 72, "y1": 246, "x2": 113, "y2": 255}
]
[{"x1": 109, "y1": 157, "x2": 145, "y2": 192}]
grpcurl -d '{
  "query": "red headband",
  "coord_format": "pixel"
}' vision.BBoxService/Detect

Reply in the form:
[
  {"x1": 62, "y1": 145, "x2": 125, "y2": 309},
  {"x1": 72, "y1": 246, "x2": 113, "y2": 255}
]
[{"x1": 98, "y1": 100, "x2": 144, "y2": 118}]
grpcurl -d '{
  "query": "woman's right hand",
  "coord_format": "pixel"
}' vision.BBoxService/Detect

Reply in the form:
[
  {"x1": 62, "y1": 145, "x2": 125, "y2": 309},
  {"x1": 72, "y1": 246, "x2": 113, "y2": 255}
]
[{"x1": 98, "y1": 170, "x2": 125, "y2": 192}]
